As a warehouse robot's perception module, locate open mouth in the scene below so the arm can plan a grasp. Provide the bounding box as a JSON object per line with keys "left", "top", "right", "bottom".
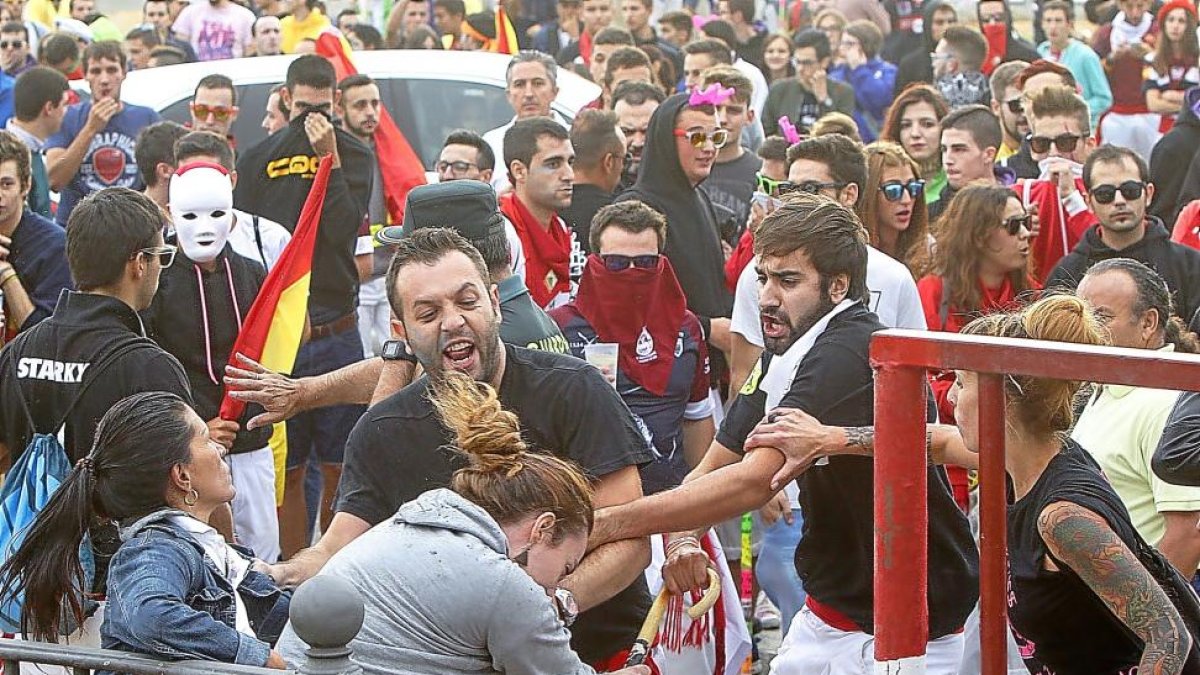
{"left": 442, "top": 338, "right": 477, "bottom": 371}
{"left": 761, "top": 314, "right": 789, "bottom": 340}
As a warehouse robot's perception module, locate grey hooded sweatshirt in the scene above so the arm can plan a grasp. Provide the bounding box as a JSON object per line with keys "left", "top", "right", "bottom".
{"left": 276, "top": 489, "right": 596, "bottom": 675}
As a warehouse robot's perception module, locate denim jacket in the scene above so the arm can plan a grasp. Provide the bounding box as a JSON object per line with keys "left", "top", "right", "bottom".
{"left": 100, "top": 510, "right": 290, "bottom": 670}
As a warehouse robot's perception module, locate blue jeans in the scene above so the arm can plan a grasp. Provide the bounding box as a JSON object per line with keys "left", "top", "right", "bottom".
{"left": 755, "top": 508, "right": 805, "bottom": 635}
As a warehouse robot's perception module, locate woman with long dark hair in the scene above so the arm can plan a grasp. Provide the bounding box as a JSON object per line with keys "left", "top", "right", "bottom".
{"left": 0, "top": 392, "right": 289, "bottom": 668}
{"left": 881, "top": 84, "right": 951, "bottom": 205}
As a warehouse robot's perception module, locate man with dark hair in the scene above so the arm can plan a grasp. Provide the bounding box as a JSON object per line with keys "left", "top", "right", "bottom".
{"left": 990, "top": 60, "right": 1031, "bottom": 161}
{"left": 8, "top": 66, "right": 66, "bottom": 218}
{"left": 1037, "top": 0, "right": 1112, "bottom": 127}
{"left": 588, "top": 194, "right": 976, "bottom": 673}
{"left": 599, "top": 45, "right": 651, "bottom": 108}
{"left": 500, "top": 116, "right": 580, "bottom": 309}
{"left": 262, "top": 83, "right": 288, "bottom": 135}
{"left": 335, "top": 8, "right": 360, "bottom": 34}
{"left": 700, "top": 66, "right": 760, "bottom": 237}
{"left": 556, "top": 0, "right": 615, "bottom": 67}
{"left": 46, "top": 41, "right": 160, "bottom": 226}
{"left": 346, "top": 24, "right": 383, "bottom": 51}
{"left": 585, "top": 26, "right": 635, "bottom": 87}
{"left": 1, "top": 22, "right": 34, "bottom": 76}
{"left": 562, "top": 109, "right": 624, "bottom": 251}
{"left": 680, "top": 38, "right": 731, "bottom": 92}
{"left": 620, "top": 0, "right": 682, "bottom": 75}
{"left": 122, "top": 26, "right": 158, "bottom": 70}
{"left": 142, "top": 0, "right": 197, "bottom": 62}
{"left": 134, "top": 119, "right": 187, "bottom": 210}
{"left": 762, "top": 28, "right": 855, "bottom": 136}
{"left": 976, "top": 0, "right": 1038, "bottom": 68}
{"left": 698, "top": 19, "right": 769, "bottom": 137}
{"left": 551, "top": 199, "right": 714, "bottom": 494}
{"left": 1048, "top": 145, "right": 1200, "bottom": 322}
{"left": 533, "top": 0, "right": 582, "bottom": 56}
{"left": 928, "top": 103, "right": 1007, "bottom": 220}
{"left": 170, "top": 0, "right": 255, "bottom": 61}
{"left": 189, "top": 73, "right": 238, "bottom": 145}
{"left": 482, "top": 51, "right": 566, "bottom": 193}
{"left": 37, "top": 33, "right": 80, "bottom": 79}
{"left": 0, "top": 128, "right": 70, "bottom": 336}
{"left": 252, "top": 15, "right": 283, "bottom": 57}
{"left": 611, "top": 79, "right": 662, "bottom": 189}
{"left": 657, "top": 10, "right": 692, "bottom": 48}
{"left": 147, "top": 45, "right": 186, "bottom": 67}
{"left": 933, "top": 25, "right": 991, "bottom": 109}
{"left": 234, "top": 54, "right": 374, "bottom": 558}
{"left": 717, "top": 0, "right": 765, "bottom": 68}
{"left": 894, "top": 1, "right": 957, "bottom": 94}
{"left": 433, "top": 0, "right": 466, "bottom": 49}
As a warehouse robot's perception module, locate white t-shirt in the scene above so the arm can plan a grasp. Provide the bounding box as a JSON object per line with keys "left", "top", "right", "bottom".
{"left": 482, "top": 111, "right": 570, "bottom": 195}
{"left": 172, "top": 1, "right": 256, "bottom": 61}
{"left": 228, "top": 210, "right": 292, "bottom": 271}
{"left": 730, "top": 245, "right": 927, "bottom": 346}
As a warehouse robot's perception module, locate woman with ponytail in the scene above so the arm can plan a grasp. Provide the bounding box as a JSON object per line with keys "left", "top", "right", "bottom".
{"left": 0, "top": 392, "right": 289, "bottom": 669}
{"left": 750, "top": 294, "right": 1200, "bottom": 674}
{"left": 275, "top": 372, "right": 648, "bottom": 675}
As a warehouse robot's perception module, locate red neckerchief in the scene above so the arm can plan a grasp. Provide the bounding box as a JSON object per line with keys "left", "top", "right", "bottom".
{"left": 579, "top": 29, "right": 594, "bottom": 65}
{"left": 574, "top": 254, "right": 687, "bottom": 396}
{"left": 979, "top": 275, "right": 1018, "bottom": 310}
{"left": 499, "top": 192, "right": 571, "bottom": 308}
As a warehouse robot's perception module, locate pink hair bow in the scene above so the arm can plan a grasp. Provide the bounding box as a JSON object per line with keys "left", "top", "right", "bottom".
{"left": 778, "top": 116, "right": 801, "bottom": 145}
{"left": 689, "top": 83, "right": 736, "bottom": 107}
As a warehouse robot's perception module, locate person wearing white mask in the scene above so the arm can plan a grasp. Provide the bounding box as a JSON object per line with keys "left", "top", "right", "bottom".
{"left": 143, "top": 161, "right": 281, "bottom": 563}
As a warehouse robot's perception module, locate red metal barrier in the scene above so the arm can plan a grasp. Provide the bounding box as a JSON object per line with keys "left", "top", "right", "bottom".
{"left": 870, "top": 329, "right": 1200, "bottom": 674}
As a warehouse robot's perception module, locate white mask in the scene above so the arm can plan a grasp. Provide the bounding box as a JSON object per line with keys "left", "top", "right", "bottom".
{"left": 169, "top": 163, "right": 234, "bottom": 264}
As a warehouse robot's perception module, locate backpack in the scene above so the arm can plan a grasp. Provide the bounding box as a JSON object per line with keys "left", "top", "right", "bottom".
{"left": 0, "top": 338, "right": 151, "bottom": 633}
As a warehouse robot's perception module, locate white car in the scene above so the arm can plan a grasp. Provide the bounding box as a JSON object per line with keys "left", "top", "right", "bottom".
{"left": 85, "top": 50, "right": 599, "bottom": 169}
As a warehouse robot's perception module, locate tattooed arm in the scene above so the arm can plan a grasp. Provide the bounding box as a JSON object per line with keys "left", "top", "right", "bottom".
{"left": 1038, "top": 501, "right": 1192, "bottom": 675}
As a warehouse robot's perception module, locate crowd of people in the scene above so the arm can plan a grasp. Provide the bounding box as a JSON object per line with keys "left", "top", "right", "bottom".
{"left": 3, "top": 0, "right": 1200, "bottom": 672}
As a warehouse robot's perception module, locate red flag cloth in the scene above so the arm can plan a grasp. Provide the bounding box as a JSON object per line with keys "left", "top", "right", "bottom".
{"left": 495, "top": 4, "right": 519, "bottom": 54}
{"left": 316, "top": 32, "right": 427, "bottom": 223}
{"left": 218, "top": 156, "right": 332, "bottom": 422}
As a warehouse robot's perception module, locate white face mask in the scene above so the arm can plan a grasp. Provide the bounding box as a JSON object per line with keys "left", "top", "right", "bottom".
{"left": 169, "top": 164, "right": 234, "bottom": 264}
{"left": 1037, "top": 157, "right": 1085, "bottom": 180}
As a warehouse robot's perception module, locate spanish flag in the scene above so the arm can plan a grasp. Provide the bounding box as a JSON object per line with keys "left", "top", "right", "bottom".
{"left": 494, "top": 3, "right": 519, "bottom": 55}
{"left": 316, "top": 32, "right": 426, "bottom": 223}
{"left": 219, "top": 156, "right": 331, "bottom": 504}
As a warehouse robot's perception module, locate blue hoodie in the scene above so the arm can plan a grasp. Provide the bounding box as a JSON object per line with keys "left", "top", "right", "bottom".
{"left": 829, "top": 57, "right": 897, "bottom": 142}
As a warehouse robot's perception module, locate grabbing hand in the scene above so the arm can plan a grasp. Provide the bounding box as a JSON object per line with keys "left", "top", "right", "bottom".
{"left": 745, "top": 407, "right": 836, "bottom": 490}
{"left": 758, "top": 489, "right": 794, "bottom": 526}
{"left": 1043, "top": 159, "right": 1078, "bottom": 199}
{"left": 224, "top": 353, "right": 306, "bottom": 429}
{"left": 662, "top": 536, "right": 712, "bottom": 595}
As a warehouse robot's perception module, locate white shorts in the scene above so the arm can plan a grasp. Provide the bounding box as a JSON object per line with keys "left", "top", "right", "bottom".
{"left": 772, "top": 605, "right": 965, "bottom": 675}
{"left": 230, "top": 447, "right": 280, "bottom": 563}
{"left": 13, "top": 602, "right": 104, "bottom": 675}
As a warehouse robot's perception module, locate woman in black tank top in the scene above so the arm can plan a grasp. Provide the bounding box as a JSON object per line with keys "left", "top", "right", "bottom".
{"left": 750, "top": 294, "right": 1198, "bottom": 674}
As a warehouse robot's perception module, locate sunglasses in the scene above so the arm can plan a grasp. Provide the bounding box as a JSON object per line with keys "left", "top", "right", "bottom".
{"left": 879, "top": 179, "right": 925, "bottom": 202}
{"left": 1004, "top": 98, "right": 1024, "bottom": 114}
{"left": 778, "top": 180, "right": 847, "bottom": 196}
{"left": 1001, "top": 215, "right": 1031, "bottom": 235}
{"left": 600, "top": 253, "right": 660, "bottom": 271}
{"left": 1090, "top": 180, "right": 1146, "bottom": 204}
{"left": 0, "top": 40, "right": 24, "bottom": 49}
{"left": 756, "top": 172, "right": 785, "bottom": 195}
{"left": 1028, "top": 133, "right": 1083, "bottom": 154}
{"left": 673, "top": 128, "right": 729, "bottom": 149}
{"left": 138, "top": 244, "right": 177, "bottom": 268}
{"left": 436, "top": 160, "right": 477, "bottom": 174}
{"left": 191, "top": 103, "right": 236, "bottom": 121}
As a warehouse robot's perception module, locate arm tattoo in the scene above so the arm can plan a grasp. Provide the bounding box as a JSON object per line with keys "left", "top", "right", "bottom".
{"left": 1038, "top": 501, "right": 1191, "bottom": 675}
{"left": 842, "top": 427, "right": 933, "bottom": 463}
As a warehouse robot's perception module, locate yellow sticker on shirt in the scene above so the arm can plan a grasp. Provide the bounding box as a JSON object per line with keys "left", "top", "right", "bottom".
{"left": 740, "top": 359, "right": 763, "bottom": 396}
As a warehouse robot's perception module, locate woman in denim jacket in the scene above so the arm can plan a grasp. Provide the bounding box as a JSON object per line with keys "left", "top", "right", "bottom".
{"left": 0, "top": 392, "right": 289, "bottom": 669}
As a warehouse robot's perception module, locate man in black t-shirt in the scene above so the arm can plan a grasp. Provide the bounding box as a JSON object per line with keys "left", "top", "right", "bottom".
{"left": 589, "top": 195, "right": 978, "bottom": 674}
{"left": 259, "top": 227, "right": 654, "bottom": 667}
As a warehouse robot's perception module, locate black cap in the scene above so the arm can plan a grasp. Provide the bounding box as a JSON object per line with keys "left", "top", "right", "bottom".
{"left": 376, "top": 181, "right": 505, "bottom": 245}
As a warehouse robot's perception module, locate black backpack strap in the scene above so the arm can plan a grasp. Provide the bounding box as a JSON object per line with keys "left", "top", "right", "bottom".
{"left": 251, "top": 214, "right": 268, "bottom": 269}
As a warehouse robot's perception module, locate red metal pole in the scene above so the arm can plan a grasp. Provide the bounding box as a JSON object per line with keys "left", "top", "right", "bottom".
{"left": 977, "top": 373, "right": 1009, "bottom": 675}
{"left": 874, "top": 363, "right": 929, "bottom": 671}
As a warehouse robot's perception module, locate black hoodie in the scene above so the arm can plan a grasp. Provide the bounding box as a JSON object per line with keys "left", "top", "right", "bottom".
{"left": 616, "top": 93, "right": 733, "bottom": 327}
{"left": 894, "top": 0, "right": 948, "bottom": 94}
{"left": 1046, "top": 217, "right": 1200, "bottom": 321}
{"left": 979, "top": 1, "right": 1038, "bottom": 64}
{"left": 1154, "top": 87, "right": 1200, "bottom": 226}
{"left": 882, "top": 0, "right": 929, "bottom": 65}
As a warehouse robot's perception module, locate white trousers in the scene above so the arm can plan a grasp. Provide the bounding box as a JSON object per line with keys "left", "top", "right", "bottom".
{"left": 230, "top": 447, "right": 280, "bottom": 563}
{"left": 773, "top": 606, "right": 965, "bottom": 675}
{"left": 356, "top": 277, "right": 391, "bottom": 358}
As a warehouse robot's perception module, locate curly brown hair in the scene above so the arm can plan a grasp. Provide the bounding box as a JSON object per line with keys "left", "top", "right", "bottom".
{"left": 929, "top": 183, "right": 1031, "bottom": 312}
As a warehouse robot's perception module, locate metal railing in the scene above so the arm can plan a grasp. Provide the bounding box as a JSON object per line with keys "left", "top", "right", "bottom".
{"left": 870, "top": 328, "right": 1200, "bottom": 674}
{"left": 0, "top": 576, "right": 364, "bottom": 675}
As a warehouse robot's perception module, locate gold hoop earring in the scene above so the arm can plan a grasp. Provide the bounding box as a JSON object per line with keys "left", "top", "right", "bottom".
{"left": 183, "top": 488, "right": 199, "bottom": 506}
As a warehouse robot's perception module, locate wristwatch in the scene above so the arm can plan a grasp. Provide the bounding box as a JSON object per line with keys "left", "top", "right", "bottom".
{"left": 554, "top": 587, "right": 579, "bottom": 626}
{"left": 380, "top": 339, "right": 419, "bottom": 364}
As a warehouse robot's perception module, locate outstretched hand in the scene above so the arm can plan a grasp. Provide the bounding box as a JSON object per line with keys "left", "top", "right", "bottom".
{"left": 223, "top": 353, "right": 305, "bottom": 429}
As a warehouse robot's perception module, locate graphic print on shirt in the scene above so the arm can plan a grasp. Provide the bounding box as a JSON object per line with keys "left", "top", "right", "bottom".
{"left": 195, "top": 20, "right": 239, "bottom": 60}
{"left": 81, "top": 132, "right": 138, "bottom": 190}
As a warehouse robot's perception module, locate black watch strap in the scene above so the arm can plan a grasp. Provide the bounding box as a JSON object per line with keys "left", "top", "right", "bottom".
{"left": 380, "top": 339, "right": 419, "bottom": 364}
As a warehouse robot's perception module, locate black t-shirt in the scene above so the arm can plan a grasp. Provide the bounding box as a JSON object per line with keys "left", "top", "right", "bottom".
{"left": 716, "top": 304, "right": 978, "bottom": 637}
{"left": 337, "top": 343, "right": 655, "bottom": 663}
{"left": 701, "top": 151, "right": 761, "bottom": 239}
{"left": 1007, "top": 441, "right": 1192, "bottom": 674}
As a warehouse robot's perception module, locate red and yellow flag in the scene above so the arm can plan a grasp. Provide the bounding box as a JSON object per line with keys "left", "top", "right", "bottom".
{"left": 316, "top": 32, "right": 427, "bottom": 223}
{"left": 494, "top": 3, "right": 519, "bottom": 55}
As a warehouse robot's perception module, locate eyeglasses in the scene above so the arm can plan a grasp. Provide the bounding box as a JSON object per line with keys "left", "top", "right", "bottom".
{"left": 436, "top": 160, "right": 477, "bottom": 175}
{"left": 0, "top": 40, "right": 25, "bottom": 49}
{"left": 756, "top": 172, "right": 786, "bottom": 195}
{"left": 138, "top": 244, "right": 177, "bottom": 268}
{"left": 1004, "top": 98, "right": 1024, "bottom": 114}
{"left": 1028, "top": 133, "right": 1083, "bottom": 154}
{"left": 791, "top": 57, "right": 818, "bottom": 68}
{"left": 1090, "top": 180, "right": 1146, "bottom": 204}
{"left": 600, "top": 253, "right": 660, "bottom": 271}
{"left": 778, "top": 180, "right": 847, "bottom": 196}
{"left": 1001, "top": 214, "right": 1031, "bottom": 235}
{"left": 879, "top": 179, "right": 925, "bottom": 202}
{"left": 190, "top": 103, "right": 237, "bottom": 121}
{"left": 673, "top": 128, "right": 729, "bottom": 149}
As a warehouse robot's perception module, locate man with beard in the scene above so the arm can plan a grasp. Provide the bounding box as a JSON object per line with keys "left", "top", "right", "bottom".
{"left": 990, "top": 60, "right": 1030, "bottom": 162}
{"left": 499, "top": 116, "right": 581, "bottom": 310}
{"left": 551, "top": 201, "right": 714, "bottom": 494}
{"left": 610, "top": 80, "right": 663, "bottom": 191}
{"left": 256, "top": 226, "right": 654, "bottom": 669}
{"left": 587, "top": 195, "right": 978, "bottom": 674}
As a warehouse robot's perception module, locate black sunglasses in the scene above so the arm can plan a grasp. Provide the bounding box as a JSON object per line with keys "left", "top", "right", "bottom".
{"left": 1028, "top": 133, "right": 1083, "bottom": 154}
{"left": 778, "top": 180, "right": 847, "bottom": 196}
{"left": 1001, "top": 215, "right": 1031, "bottom": 235}
{"left": 879, "top": 179, "right": 925, "bottom": 202}
{"left": 1090, "top": 180, "right": 1145, "bottom": 204}
{"left": 600, "top": 253, "right": 660, "bottom": 272}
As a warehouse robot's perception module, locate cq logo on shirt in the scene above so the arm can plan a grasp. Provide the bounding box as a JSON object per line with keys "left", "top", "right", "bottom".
{"left": 265, "top": 155, "right": 320, "bottom": 179}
